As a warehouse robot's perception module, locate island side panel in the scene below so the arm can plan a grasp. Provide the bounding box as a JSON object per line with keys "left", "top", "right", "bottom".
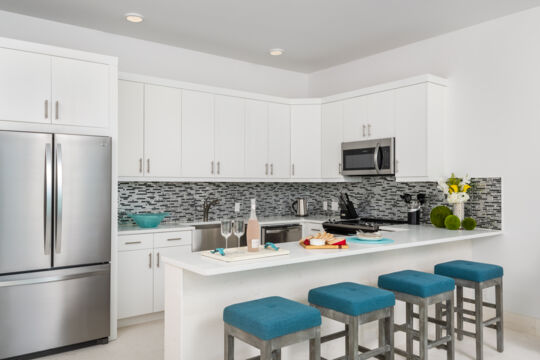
{"left": 165, "top": 240, "right": 473, "bottom": 360}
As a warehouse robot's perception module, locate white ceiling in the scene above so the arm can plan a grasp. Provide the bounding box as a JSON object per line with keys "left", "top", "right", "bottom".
{"left": 1, "top": 0, "right": 539, "bottom": 73}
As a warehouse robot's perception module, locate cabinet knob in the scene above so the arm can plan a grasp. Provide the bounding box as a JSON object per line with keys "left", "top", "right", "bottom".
{"left": 217, "top": 161, "right": 221, "bottom": 175}
{"left": 265, "top": 163, "right": 268, "bottom": 176}
{"left": 44, "top": 100, "right": 49, "bottom": 119}
{"left": 148, "top": 252, "right": 152, "bottom": 268}
{"left": 55, "top": 101, "right": 59, "bottom": 120}
{"left": 211, "top": 161, "right": 214, "bottom": 174}
{"left": 368, "top": 124, "right": 371, "bottom": 137}
{"left": 270, "top": 164, "right": 273, "bottom": 176}
{"left": 147, "top": 159, "right": 150, "bottom": 173}
{"left": 139, "top": 158, "right": 143, "bottom": 173}
{"left": 292, "top": 164, "right": 295, "bottom": 176}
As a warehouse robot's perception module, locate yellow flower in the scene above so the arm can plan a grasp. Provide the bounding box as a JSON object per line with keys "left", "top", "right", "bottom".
{"left": 450, "top": 185, "right": 459, "bottom": 193}
{"left": 462, "top": 184, "right": 471, "bottom": 192}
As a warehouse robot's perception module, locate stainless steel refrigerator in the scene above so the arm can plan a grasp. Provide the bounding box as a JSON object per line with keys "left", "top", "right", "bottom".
{"left": 0, "top": 131, "right": 111, "bottom": 359}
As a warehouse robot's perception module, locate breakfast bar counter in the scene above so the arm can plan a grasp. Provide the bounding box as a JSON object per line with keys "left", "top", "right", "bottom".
{"left": 162, "top": 225, "right": 501, "bottom": 360}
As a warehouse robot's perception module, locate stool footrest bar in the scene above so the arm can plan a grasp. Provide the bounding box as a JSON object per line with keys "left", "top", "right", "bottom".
{"left": 395, "top": 347, "right": 420, "bottom": 360}
{"left": 412, "top": 312, "right": 448, "bottom": 327}
{"left": 463, "top": 297, "right": 497, "bottom": 308}
{"left": 428, "top": 335, "right": 452, "bottom": 349}
{"left": 321, "top": 330, "right": 347, "bottom": 344}
{"left": 483, "top": 316, "right": 501, "bottom": 327}
{"left": 357, "top": 344, "right": 391, "bottom": 360}
{"left": 455, "top": 328, "right": 476, "bottom": 338}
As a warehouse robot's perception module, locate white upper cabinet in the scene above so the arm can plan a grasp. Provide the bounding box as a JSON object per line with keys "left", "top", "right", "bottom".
{"left": 245, "top": 100, "right": 269, "bottom": 178}
{"left": 118, "top": 80, "right": 145, "bottom": 177}
{"left": 214, "top": 96, "right": 245, "bottom": 178}
{"left": 365, "top": 90, "right": 395, "bottom": 139}
{"left": 144, "top": 85, "right": 182, "bottom": 178}
{"left": 290, "top": 104, "right": 321, "bottom": 179}
{"left": 268, "top": 103, "right": 291, "bottom": 179}
{"left": 343, "top": 96, "right": 366, "bottom": 142}
{"left": 51, "top": 57, "right": 109, "bottom": 128}
{"left": 181, "top": 90, "right": 215, "bottom": 177}
{"left": 395, "top": 83, "right": 445, "bottom": 182}
{"left": 0, "top": 48, "right": 51, "bottom": 124}
{"left": 321, "top": 101, "right": 344, "bottom": 179}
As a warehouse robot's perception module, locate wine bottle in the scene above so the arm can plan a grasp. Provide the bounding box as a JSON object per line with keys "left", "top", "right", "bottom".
{"left": 246, "top": 199, "right": 260, "bottom": 252}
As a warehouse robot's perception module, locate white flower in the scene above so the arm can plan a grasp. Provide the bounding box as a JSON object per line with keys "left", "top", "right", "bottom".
{"left": 459, "top": 174, "right": 471, "bottom": 187}
{"left": 437, "top": 178, "right": 449, "bottom": 195}
{"left": 447, "top": 192, "right": 469, "bottom": 204}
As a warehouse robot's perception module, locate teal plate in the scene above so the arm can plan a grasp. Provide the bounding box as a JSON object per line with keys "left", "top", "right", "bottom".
{"left": 346, "top": 237, "right": 394, "bottom": 245}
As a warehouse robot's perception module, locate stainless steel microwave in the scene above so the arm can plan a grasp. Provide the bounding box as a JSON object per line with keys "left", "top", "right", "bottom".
{"left": 341, "top": 138, "right": 395, "bottom": 176}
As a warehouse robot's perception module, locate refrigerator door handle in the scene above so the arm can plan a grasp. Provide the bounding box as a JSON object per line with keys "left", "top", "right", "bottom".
{"left": 54, "top": 143, "right": 63, "bottom": 254}
{"left": 44, "top": 143, "right": 53, "bottom": 255}
{"left": 0, "top": 268, "right": 109, "bottom": 288}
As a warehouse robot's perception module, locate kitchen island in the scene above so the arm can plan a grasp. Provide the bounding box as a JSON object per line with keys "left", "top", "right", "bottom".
{"left": 162, "top": 225, "right": 501, "bottom": 360}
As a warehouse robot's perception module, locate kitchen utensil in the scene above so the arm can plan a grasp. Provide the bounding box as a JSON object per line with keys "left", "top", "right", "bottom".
{"left": 128, "top": 212, "right": 169, "bottom": 228}
{"left": 291, "top": 198, "right": 308, "bottom": 216}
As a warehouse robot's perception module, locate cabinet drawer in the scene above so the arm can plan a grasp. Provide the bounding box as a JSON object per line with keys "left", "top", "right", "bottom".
{"left": 118, "top": 234, "right": 153, "bottom": 251}
{"left": 154, "top": 231, "right": 192, "bottom": 248}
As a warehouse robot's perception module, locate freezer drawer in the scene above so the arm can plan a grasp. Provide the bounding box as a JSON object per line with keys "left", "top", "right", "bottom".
{"left": 0, "top": 264, "right": 110, "bottom": 359}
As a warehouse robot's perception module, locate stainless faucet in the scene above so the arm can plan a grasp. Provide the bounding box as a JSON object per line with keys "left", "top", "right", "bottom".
{"left": 202, "top": 198, "right": 219, "bottom": 222}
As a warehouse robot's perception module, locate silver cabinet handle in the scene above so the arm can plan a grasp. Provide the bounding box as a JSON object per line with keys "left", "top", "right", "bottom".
{"left": 167, "top": 237, "right": 182, "bottom": 241}
{"left": 311, "top": 228, "right": 322, "bottom": 232}
{"left": 125, "top": 241, "right": 141, "bottom": 245}
{"left": 147, "top": 159, "right": 150, "bottom": 173}
{"left": 149, "top": 253, "right": 152, "bottom": 268}
{"left": 292, "top": 163, "right": 295, "bottom": 176}
{"left": 217, "top": 161, "right": 220, "bottom": 175}
{"left": 139, "top": 158, "right": 143, "bottom": 173}
{"left": 373, "top": 142, "right": 381, "bottom": 174}
{"left": 270, "top": 164, "right": 273, "bottom": 176}
{"left": 265, "top": 163, "right": 268, "bottom": 175}
{"left": 339, "top": 163, "right": 342, "bottom": 174}
{"left": 368, "top": 124, "right": 371, "bottom": 137}
{"left": 157, "top": 252, "right": 160, "bottom": 268}
{"left": 211, "top": 161, "right": 214, "bottom": 174}
{"left": 54, "top": 143, "right": 63, "bottom": 254}
{"left": 55, "top": 101, "right": 59, "bottom": 120}
{"left": 44, "top": 100, "right": 49, "bottom": 119}
{"left": 44, "top": 143, "right": 52, "bottom": 255}
{"left": 363, "top": 124, "right": 366, "bottom": 137}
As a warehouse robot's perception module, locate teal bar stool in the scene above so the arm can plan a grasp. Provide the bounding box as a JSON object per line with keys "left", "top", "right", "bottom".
{"left": 435, "top": 260, "right": 504, "bottom": 360}
{"left": 308, "top": 282, "right": 395, "bottom": 360}
{"left": 223, "top": 296, "right": 322, "bottom": 360}
{"left": 378, "top": 270, "right": 455, "bottom": 360}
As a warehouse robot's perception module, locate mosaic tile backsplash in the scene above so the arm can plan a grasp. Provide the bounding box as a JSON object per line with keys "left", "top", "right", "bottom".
{"left": 118, "top": 177, "right": 501, "bottom": 230}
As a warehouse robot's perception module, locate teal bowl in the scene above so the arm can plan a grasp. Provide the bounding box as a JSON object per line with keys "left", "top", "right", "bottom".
{"left": 128, "top": 213, "right": 169, "bottom": 228}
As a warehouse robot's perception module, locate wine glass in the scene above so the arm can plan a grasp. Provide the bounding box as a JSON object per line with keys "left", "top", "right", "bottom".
{"left": 220, "top": 219, "right": 233, "bottom": 250}
{"left": 233, "top": 219, "right": 245, "bottom": 248}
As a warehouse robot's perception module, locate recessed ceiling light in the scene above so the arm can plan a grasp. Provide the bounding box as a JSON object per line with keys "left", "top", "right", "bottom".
{"left": 125, "top": 13, "right": 144, "bottom": 23}
{"left": 269, "top": 48, "right": 284, "bottom": 56}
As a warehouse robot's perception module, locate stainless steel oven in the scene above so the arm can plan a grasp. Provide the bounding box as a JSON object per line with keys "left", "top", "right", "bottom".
{"left": 341, "top": 138, "right": 395, "bottom": 176}
{"left": 261, "top": 224, "right": 303, "bottom": 244}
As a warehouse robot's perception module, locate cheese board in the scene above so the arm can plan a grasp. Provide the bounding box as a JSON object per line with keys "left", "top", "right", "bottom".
{"left": 299, "top": 240, "right": 349, "bottom": 249}
{"left": 300, "top": 231, "right": 348, "bottom": 249}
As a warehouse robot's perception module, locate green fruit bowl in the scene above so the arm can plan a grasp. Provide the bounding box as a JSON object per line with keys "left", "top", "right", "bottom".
{"left": 128, "top": 213, "right": 169, "bottom": 228}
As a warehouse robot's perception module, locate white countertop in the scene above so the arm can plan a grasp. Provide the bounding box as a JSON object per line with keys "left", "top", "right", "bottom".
{"left": 118, "top": 223, "right": 195, "bottom": 235}
{"left": 162, "top": 225, "right": 501, "bottom": 276}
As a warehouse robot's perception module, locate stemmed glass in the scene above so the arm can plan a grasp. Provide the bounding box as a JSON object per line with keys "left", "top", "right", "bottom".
{"left": 233, "top": 219, "right": 245, "bottom": 249}
{"left": 221, "top": 219, "right": 233, "bottom": 250}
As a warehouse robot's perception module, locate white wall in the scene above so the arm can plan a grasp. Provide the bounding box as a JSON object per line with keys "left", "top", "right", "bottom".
{"left": 0, "top": 10, "right": 308, "bottom": 98}
{"left": 310, "top": 7, "right": 540, "bottom": 319}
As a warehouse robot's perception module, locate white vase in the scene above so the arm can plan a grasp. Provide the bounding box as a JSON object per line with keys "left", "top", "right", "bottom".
{"left": 453, "top": 202, "right": 465, "bottom": 222}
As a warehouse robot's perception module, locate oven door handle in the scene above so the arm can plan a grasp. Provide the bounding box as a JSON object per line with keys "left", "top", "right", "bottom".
{"left": 373, "top": 143, "right": 380, "bottom": 174}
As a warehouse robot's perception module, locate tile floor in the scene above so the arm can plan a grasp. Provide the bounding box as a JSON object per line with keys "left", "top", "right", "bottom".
{"left": 42, "top": 320, "right": 540, "bottom": 359}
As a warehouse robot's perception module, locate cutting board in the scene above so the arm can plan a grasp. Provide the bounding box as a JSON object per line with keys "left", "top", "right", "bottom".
{"left": 201, "top": 247, "right": 290, "bottom": 262}
{"left": 299, "top": 240, "right": 349, "bottom": 249}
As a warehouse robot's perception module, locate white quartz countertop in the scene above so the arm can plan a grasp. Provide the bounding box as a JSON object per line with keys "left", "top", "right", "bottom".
{"left": 162, "top": 225, "right": 501, "bottom": 276}
{"left": 118, "top": 223, "right": 195, "bottom": 235}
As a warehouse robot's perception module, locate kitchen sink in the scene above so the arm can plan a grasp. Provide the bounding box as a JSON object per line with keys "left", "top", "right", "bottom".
{"left": 192, "top": 223, "right": 247, "bottom": 252}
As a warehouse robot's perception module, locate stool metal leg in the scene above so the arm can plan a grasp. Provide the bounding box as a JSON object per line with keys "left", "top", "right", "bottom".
{"left": 345, "top": 324, "right": 350, "bottom": 358}
{"left": 272, "top": 349, "right": 281, "bottom": 360}
{"left": 406, "top": 303, "right": 413, "bottom": 360}
{"left": 309, "top": 328, "right": 321, "bottom": 360}
{"left": 260, "top": 341, "right": 272, "bottom": 360}
{"left": 348, "top": 316, "right": 359, "bottom": 360}
{"left": 456, "top": 285, "right": 464, "bottom": 341}
{"left": 475, "top": 283, "right": 484, "bottom": 360}
{"left": 224, "top": 331, "right": 234, "bottom": 360}
{"left": 495, "top": 279, "right": 504, "bottom": 352}
{"left": 386, "top": 308, "right": 394, "bottom": 360}
{"left": 446, "top": 297, "right": 455, "bottom": 360}
{"left": 435, "top": 303, "right": 443, "bottom": 347}
{"left": 419, "top": 302, "right": 429, "bottom": 360}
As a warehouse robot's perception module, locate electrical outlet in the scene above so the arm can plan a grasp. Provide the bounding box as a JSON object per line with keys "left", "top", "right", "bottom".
{"left": 234, "top": 202, "right": 240, "bottom": 213}
{"left": 331, "top": 201, "right": 339, "bottom": 211}
{"left": 323, "top": 201, "right": 328, "bottom": 211}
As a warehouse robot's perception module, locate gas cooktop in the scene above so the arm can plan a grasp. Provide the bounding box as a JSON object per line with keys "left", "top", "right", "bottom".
{"left": 322, "top": 218, "right": 407, "bottom": 235}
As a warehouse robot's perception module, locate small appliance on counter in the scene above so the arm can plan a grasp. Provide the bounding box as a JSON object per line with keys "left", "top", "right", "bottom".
{"left": 400, "top": 193, "right": 426, "bottom": 225}
{"left": 291, "top": 198, "right": 308, "bottom": 217}
{"left": 338, "top": 193, "right": 358, "bottom": 219}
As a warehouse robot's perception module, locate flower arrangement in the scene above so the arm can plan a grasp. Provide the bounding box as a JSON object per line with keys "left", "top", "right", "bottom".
{"left": 437, "top": 173, "right": 472, "bottom": 204}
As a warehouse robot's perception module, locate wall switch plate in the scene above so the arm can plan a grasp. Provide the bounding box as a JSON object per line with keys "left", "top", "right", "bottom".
{"left": 323, "top": 201, "right": 328, "bottom": 211}
{"left": 234, "top": 202, "right": 240, "bottom": 213}
{"left": 331, "top": 201, "right": 339, "bottom": 211}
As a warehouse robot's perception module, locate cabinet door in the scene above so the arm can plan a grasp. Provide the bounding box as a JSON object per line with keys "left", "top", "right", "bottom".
{"left": 214, "top": 95, "right": 245, "bottom": 178}
{"left": 268, "top": 103, "right": 291, "bottom": 179}
{"left": 290, "top": 105, "right": 321, "bottom": 179}
{"left": 117, "top": 249, "right": 154, "bottom": 319}
{"left": 245, "top": 100, "right": 268, "bottom": 178}
{"left": 365, "top": 90, "right": 395, "bottom": 139}
{"left": 0, "top": 48, "right": 51, "bottom": 124}
{"left": 118, "top": 80, "right": 145, "bottom": 177}
{"left": 321, "top": 101, "right": 344, "bottom": 178}
{"left": 181, "top": 90, "right": 215, "bottom": 177}
{"left": 51, "top": 57, "right": 109, "bottom": 128}
{"left": 153, "top": 246, "right": 191, "bottom": 312}
{"left": 395, "top": 84, "right": 427, "bottom": 178}
{"left": 144, "top": 84, "right": 182, "bottom": 177}
{"left": 343, "top": 96, "right": 366, "bottom": 141}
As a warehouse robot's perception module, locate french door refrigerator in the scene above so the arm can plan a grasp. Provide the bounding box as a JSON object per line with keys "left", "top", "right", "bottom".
{"left": 0, "top": 131, "right": 111, "bottom": 359}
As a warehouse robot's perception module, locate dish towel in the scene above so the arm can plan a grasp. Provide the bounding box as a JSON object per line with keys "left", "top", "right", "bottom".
{"left": 346, "top": 237, "right": 394, "bottom": 245}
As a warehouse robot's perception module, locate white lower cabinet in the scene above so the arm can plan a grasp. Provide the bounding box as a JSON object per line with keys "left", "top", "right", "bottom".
{"left": 117, "top": 230, "right": 193, "bottom": 319}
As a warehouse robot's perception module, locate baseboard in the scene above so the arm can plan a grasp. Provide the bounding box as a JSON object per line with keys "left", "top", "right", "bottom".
{"left": 504, "top": 310, "right": 540, "bottom": 337}
{"left": 117, "top": 312, "right": 164, "bottom": 328}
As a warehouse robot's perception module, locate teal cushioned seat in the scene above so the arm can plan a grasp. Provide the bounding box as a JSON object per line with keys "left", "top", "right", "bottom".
{"left": 308, "top": 282, "right": 395, "bottom": 316}
{"left": 378, "top": 270, "right": 455, "bottom": 298}
{"left": 223, "top": 296, "right": 321, "bottom": 341}
{"left": 435, "top": 260, "right": 503, "bottom": 282}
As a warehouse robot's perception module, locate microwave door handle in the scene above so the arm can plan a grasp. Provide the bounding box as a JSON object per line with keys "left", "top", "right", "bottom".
{"left": 373, "top": 143, "right": 380, "bottom": 174}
